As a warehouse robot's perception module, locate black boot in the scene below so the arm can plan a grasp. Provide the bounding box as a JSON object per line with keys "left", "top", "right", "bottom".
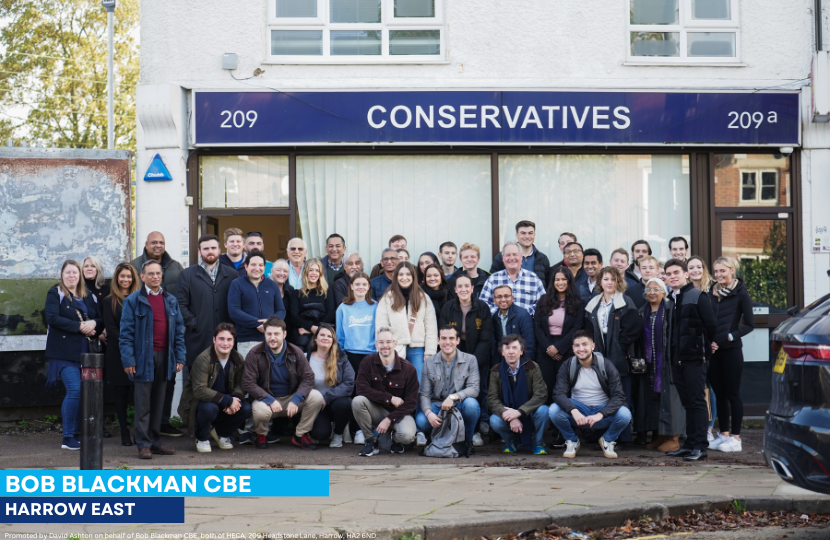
{"left": 120, "top": 427, "right": 133, "bottom": 447}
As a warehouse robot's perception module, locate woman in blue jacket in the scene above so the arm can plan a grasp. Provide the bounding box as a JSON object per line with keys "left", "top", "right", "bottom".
{"left": 44, "top": 260, "right": 103, "bottom": 451}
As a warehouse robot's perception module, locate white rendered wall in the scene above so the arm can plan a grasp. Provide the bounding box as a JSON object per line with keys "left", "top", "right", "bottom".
{"left": 139, "top": 0, "right": 816, "bottom": 91}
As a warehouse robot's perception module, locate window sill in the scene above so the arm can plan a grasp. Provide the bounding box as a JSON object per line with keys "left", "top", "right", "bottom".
{"left": 262, "top": 58, "right": 450, "bottom": 65}
{"left": 624, "top": 60, "right": 746, "bottom": 67}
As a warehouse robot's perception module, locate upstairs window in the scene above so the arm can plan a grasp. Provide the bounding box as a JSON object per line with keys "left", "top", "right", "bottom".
{"left": 627, "top": 0, "right": 740, "bottom": 64}
{"left": 739, "top": 170, "right": 780, "bottom": 206}
{"left": 268, "top": 0, "right": 444, "bottom": 63}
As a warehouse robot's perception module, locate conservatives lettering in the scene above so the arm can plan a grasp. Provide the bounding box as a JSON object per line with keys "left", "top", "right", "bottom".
{"left": 367, "top": 104, "right": 631, "bottom": 130}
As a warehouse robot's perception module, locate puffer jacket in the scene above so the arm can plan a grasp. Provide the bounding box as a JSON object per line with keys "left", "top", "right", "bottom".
{"left": 375, "top": 291, "right": 438, "bottom": 356}
{"left": 708, "top": 279, "right": 754, "bottom": 349}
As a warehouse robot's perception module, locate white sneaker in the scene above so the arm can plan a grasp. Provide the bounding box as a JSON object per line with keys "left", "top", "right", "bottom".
{"left": 353, "top": 430, "right": 365, "bottom": 445}
{"left": 416, "top": 431, "right": 427, "bottom": 447}
{"left": 599, "top": 436, "right": 618, "bottom": 459}
{"left": 563, "top": 439, "right": 580, "bottom": 459}
{"left": 472, "top": 432, "right": 484, "bottom": 447}
{"left": 708, "top": 433, "right": 728, "bottom": 450}
{"left": 707, "top": 430, "right": 715, "bottom": 443}
{"left": 718, "top": 437, "right": 742, "bottom": 453}
{"left": 343, "top": 426, "right": 353, "bottom": 444}
{"left": 330, "top": 433, "right": 343, "bottom": 448}
{"left": 196, "top": 440, "right": 212, "bottom": 453}
{"left": 210, "top": 428, "right": 233, "bottom": 450}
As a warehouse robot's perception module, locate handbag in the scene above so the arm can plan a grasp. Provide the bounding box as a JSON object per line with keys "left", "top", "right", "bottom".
{"left": 73, "top": 303, "right": 103, "bottom": 354}
{"left": 626, "top": 343, "right": 647, "bottom": 375}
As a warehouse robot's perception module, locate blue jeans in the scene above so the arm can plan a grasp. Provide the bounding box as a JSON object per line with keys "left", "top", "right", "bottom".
{"left": 548, "top": 400, "right": 632, "bottom": 444}
{"left": 489, "top": 405, "right": 550, "bottom": 447}
{"left": 708, "top": 383, "right": 717, "bottom": 430}
{"left": 405, "top": 347, "right": 425, "bottom": 383}
{"left": 60, "top": 365, "right": 82, "bottom": 438}
{"left": 416, "top": 397, "right": 481, "bottom": 442}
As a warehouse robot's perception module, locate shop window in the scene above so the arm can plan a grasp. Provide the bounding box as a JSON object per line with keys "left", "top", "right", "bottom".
{"left": 498, "top": 154, "right": 691, "bottom": 263}
{"left": 714, "top": 154, "right": 790, "bottom": 208}
{"left": 200, "top": 155, "right": 290, "bottom": 209}
{"left": 267, "top": 0, "right": 444, "bottom": 63}
{"left": 628, "top": 0, "right": 740, "bottom": 64}
{"left": 295, "top": 155, "right": 491, "bottom": 267}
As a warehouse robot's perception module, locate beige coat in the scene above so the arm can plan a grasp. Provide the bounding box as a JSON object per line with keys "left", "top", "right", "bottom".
{"left": 375, "top": 291, "right": 438, "bottom": 357}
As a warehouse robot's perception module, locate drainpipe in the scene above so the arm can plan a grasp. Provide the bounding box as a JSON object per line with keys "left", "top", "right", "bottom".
{"left": 818, "top": 0, "right": 824, "bottom": 51}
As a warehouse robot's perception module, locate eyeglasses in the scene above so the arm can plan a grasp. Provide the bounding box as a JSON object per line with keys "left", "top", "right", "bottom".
{"left": 564, "top": 249, "right": 583, "bottom": 255}
{"left": 246, "top": 232, "right": 263, "bottom": 238}
{"left": 494, "top": 294, "right": 513, "bottom": 300}
{"left": 645, "top": 288, "right": 663, "bottom": 293}
{"left": 288, "top": 247, "right": 305, "bottom": 251}
{"left": 381, "top": 257, "right": 399, "bottom": 262}
{"left": 377, "top": 340, "right": 396, "bottom": 346}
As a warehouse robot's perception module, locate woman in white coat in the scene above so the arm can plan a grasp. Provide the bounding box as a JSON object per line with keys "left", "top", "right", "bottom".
{"left": 375, "top": 261, "right": 437, "bottom": 382}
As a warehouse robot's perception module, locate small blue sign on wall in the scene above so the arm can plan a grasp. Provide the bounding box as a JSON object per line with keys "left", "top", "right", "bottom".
{"left": 144, "top": 153, "right": 172, "bottom": 181}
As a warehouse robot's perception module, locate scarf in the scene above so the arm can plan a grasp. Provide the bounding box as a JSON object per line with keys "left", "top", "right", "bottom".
{"left": 499, "top": 360, "right": 533, "bottom": 446}
{"left": 714, "top": 280, "right": 738, "bottom": 298}
{"left": 643, "top": 302, "right": 664, "bottom": 393}
{"left": 423, "top": 285, "right": 448, "bottom": 304}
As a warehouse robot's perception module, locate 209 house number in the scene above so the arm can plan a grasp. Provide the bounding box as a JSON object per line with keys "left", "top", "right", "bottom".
{"left": 220, "top": 110, "right": 258, "bottom": 128}
{"left": 727, "top": 111, "right": 778, "bottom": 129}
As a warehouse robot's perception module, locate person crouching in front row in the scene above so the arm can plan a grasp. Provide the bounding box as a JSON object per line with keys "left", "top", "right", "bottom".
{"left": 242, "top": 317, "right": 323, "bottom": 450}
{"left": 178, "top": 323, "right": 251, "bottom": 453}
{"left": 487, "top": 334, "right": 549, "bottom": 456}
{"left": 548, "top": 330, "right": 631, "bottom": 459}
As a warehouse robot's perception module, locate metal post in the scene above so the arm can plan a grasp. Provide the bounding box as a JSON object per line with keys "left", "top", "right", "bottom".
{"left": 80, "top": 352, "right": 105, "bottom": 470}
{"left": 107, "top": 9, "right": 114, "bottom": 149}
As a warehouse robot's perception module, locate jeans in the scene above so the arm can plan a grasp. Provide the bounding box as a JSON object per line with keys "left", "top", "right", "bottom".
{"left": 707, "top": 383, "right": 718, "bottom": 430}
{"left": 59, "top": 365, "right": 82, "bottom": 438}
{"left": 195, "top": 400, "right": 252, "bottom": 442}
{"left": 548, "top": 400, "right": 632, "bottom": 444}
{"left": 416, "top": 397, "right": 481, "bottom": 442}
{"left": 489, "top": 405, "right": 550, "bottom": 447}
{"left": 405, "top": 347, "right": 425, "bottom": 383}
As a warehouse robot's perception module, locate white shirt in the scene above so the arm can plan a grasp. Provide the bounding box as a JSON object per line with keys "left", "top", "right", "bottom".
{"left": 145, "top": 285, "right": 162, "bottom": 296}
{"left": 218, "top": 357, "right": 229, "bottom": 370}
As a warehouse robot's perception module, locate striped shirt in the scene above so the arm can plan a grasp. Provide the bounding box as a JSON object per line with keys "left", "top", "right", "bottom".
{"left": 479, "top": 268, "right": 545, "bottom": 316}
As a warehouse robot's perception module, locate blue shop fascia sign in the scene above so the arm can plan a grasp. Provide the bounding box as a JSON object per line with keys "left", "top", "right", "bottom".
{"left": 193, "top": 90, "right": 800, "bottom": 147}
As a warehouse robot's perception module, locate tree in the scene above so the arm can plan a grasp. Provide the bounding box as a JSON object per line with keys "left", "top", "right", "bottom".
{"left": 0, "top": 0, "right": 139, "bottom": 150}
{"left": 740, "top": 221, "right": 788, "bottom": 311}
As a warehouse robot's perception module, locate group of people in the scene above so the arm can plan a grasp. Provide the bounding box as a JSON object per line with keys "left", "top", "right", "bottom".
{"left": 44, "top": 221, "right": 754, "bottom": 462}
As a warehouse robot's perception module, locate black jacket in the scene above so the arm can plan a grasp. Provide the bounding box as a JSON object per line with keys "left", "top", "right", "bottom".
{"left": 44, "top": 286, "right": 103, "bottom": 361}
{"left": 424, "top": 286, "right": 454, "bottom": 319}
{"left": 583, "top": 293, "right": 641, "bottom": 376}
{"left": 332, "top": 270, "right": 350, "bottom": 306}
{"left": 84, "top": 278, "right": 111, "bottom": 306}
{"left": 446, "top": 267, "right": 491, "bottom": 299}
{"left": 626, "top": 277, "right": 646, "bottom": 310}
{"left": 175, "top": 263, "right": 238, "bottom": 366}
{"left": 219, "top": 253, "right": 246, "bottom": 277}
{"left": 130, "top": 249, "right": 184, "bottom": 295}
{"left": 708, "top": 279, "right": 754, "bottom": 349}
{"left": 438, "top": 297, "right": 494, "bottom": 371}
{"left": 102, "top": 297, "right": 131, "bottom": 386}
{"left": 490, "top": 246, "right": 550, "bottom": 289}
{"left": 289, "top": 288, "right": 336, "bottom": 341}
{"left": 492, "top": 304, "right": 536, "bottom": 366}
{"left": 553, "top": 353, "right": 626, "bottom": 419}
{"left": 671, "top": 283, "right": 717, "bottom": 362}
{"left": 534, "top": 295, "right": 585, "bottom": 363}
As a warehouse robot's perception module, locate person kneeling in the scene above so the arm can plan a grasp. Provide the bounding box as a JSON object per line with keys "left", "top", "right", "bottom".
{"left": 416, "top": 325, "right": 480, "bottom": 450}
{"left": 242, "top": 317, "right": 323, "bottom": 450}
{"left": 549, "top": 330, "right": 631, "bottom": 459}
{"left": 487, "top": 334, "right": 549, "bottom": 455}
{"left": 180, "top": 323, "right": 251, "bottom": 452}
{"left": 352, "top": 327, "right": 419, "bottom": 456}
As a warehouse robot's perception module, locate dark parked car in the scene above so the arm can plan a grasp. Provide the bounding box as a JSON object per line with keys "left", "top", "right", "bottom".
{"left": 765, "top": 293, "right": 830, "bottom": 495}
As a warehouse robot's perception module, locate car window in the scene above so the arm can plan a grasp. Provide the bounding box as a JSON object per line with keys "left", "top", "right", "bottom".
{"left": 804, "top": 293, "right": 830, "bottom": 315}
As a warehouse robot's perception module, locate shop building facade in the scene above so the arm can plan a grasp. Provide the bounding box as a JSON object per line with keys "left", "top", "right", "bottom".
{"left": 136, "top": 0, "right": 830, "bottom": 412}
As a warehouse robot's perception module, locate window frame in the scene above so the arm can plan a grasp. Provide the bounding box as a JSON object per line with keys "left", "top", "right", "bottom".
{"left": 738, "top": 168, "right": 780, "bottom": 206}
{"left": 625, "top": 0, "right": 742, "bottom": 65}
{"left": 265, "top": 0, "right": 446, "bottom": 64}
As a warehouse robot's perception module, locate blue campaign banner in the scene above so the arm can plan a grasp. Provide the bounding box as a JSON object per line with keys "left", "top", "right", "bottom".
{"left": 0, "top": 470, "right": 328, "bottom": 497}
{"left": 193, "top": 90, "right": 800, "bottom": 146}
{"left": 1, "top": 497, "right": 184, "bottom": 523}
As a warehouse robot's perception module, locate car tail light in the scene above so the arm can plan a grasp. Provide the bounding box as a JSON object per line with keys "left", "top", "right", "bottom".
{"left": 782, "top": 343, "right": 830, "bottom": 361}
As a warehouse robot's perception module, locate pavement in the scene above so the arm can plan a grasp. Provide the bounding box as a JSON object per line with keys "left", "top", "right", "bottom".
{"left": 3, "top": 428, "right": 827, "bottom": 539}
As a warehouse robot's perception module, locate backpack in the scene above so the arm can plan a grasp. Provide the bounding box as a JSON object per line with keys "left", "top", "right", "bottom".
{"left": 567, "top": 354, "right": 607, "bottom": 387}
{"left": 422, "top": 408, "right": 468, "bottom": 458}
